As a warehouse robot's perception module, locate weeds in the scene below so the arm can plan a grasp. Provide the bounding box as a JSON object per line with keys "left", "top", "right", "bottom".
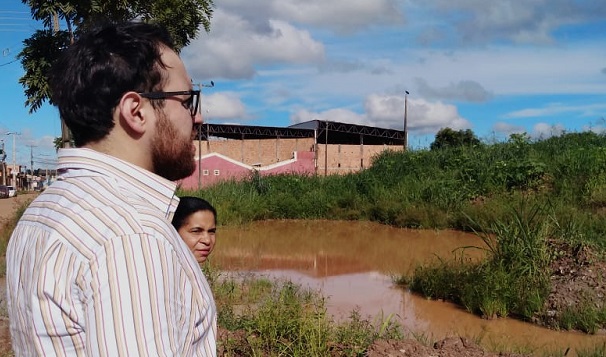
{"left": 558, "top": 300, "right": 606, "bottom": 334}
{"left": 2, "top": 131, "right": 606, "bottom": 353}
{"left": 576, "top": 342, "right": 606, "bottom": 357}
{"left": 211, "top": 271, "right": 404, "bottom": 356}
{"left": 184, "top": 131, "right": 606, "bottom": 249}
{"left": 406, "top": 202, "right": 552, "bottom": 320}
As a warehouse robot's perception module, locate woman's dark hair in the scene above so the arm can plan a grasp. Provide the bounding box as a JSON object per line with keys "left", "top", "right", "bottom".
{"left": 172, "top": 196, "right": 217, "bottom": 230}
{"left": 48, "top": 21, "right": 175, "bottom": 146}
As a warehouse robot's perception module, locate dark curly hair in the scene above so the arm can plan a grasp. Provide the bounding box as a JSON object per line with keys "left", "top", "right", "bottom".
{"left": 48, "top": 21, "right": 175, "bottom": 146}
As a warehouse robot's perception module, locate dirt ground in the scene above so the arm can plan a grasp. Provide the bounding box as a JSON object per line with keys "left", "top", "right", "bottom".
{"left": 0, "top": 193, "right": 36, "bottom": 357}
{"left": 1, "top": 194, "right": 605, "bottom": 356}
{"left": 0, "top": 193, "right": 34, "bottom": 226}
{"left": 366, "top": 337, "right": 527, "bottom": 357}
{"left": 218, "top": 327, "right": 529, "bottom": 357}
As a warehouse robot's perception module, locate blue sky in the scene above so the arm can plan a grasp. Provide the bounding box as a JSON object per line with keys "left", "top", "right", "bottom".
{"left": 1, "top": 0, "right": 606, "bottom": 169}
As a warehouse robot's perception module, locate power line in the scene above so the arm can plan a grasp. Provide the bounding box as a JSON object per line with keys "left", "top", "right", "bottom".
{"left": 34, "top": 160, "right": 58, "bottom": 166}
{"left": 0, "top": 59, "right": 18, "bottom": 67}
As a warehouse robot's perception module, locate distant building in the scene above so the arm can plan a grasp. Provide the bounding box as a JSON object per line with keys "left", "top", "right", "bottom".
{"left": 179, "top": 120, "right": 405, "bottom": 190}
{"left": 0, "top": 163, "right": 23, "bottom": 187}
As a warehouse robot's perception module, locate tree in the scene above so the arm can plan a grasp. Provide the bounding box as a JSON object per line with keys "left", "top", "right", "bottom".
{"left": 430, "top": 128, "right": 481, "bottom": 150}
{"left": 53, "top": 136, "right": 73, "bottom": 152}
{"left": 19, "top": 0, "right": 214, "bottom": 147}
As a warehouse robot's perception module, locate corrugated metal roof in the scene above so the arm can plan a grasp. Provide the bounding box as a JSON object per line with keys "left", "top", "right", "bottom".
{"left": 198, "top": 120, "right": 405, "bottom": 146}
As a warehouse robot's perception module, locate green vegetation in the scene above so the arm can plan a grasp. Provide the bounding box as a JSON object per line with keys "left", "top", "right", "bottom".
{"left": 205, "top": 264, "right": 603, "bottom": 357}
{"left": 20, "top": 0, "right": 214, "bottom": 115}
{"left": 401, "top": 202, "right": 552, "bottom": 321}
{"left": 202, "top": 265, "right": 403, "bottom": 356}
{"left": 187, "top": 131, "right": 606, "bottom": 249}
{"left": 559, "top": 300, "right": 606, "bottom": 334}
{"left": 3, "top": 130, "right": 606, "bottom": 355}
{"left": 430, "top": 127, "right": 482, "bottom": 150}
{"left": 182, "top": 131, "right": 606, "bottom": 334}
{"left": 576, "top": 343, "right": 606, "bottom": 357}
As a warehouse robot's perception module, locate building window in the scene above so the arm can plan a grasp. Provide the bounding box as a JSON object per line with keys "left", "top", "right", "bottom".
{"left": 203, "top": 169, "right": 209, "bottom": 176}
{"left": 214, "top": 170, "right": 220, "bottom": 176}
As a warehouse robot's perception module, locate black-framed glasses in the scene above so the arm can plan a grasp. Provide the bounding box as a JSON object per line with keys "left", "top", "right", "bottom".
{"left": 138, "top": 90, "right": 201, "bottom": 117}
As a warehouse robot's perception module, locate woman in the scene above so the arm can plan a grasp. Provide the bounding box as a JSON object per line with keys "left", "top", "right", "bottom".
{"left": 172, "top": 196, "right": 217, "bottom": 263}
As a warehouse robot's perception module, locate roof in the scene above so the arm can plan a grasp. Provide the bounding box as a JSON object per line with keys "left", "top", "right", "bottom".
{"left": 198, "top": 120, "right": 405, "bottom": 146}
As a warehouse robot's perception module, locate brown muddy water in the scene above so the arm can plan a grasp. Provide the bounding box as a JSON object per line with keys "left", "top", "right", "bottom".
{"left": 213, "top": 220, "right": 605, "bottom": 355}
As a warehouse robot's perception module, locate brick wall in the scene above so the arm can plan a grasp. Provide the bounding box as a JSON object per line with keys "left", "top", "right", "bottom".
{"left": 181, "top": 138, "right": 403, "bottom": 189}
{"left": 195, "top": 138, "right": 315, "bottom": 166}
{"left": 315, "top": 143, "right": 402, "bottom": 175}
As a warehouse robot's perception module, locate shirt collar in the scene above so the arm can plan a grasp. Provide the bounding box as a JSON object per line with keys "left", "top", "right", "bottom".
{"left": 57, "top": 148, "right": 180, "bottom": 216}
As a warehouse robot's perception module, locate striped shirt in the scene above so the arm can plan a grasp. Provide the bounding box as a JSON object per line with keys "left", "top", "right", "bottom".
{"left": 6, "top": 148, "right": 216, "bottom": 356}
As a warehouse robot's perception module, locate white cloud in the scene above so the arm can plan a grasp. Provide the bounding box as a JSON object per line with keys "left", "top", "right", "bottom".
{"left": 394, "top": 97, "right": 471, "bottom": 134}
{"left": 291, "top": 108, "right": 367, "bottom": 126}
{"left": 415, "top": 78, "right": 493, "bottom": 102}
{"left": 184, "top": 0, "right": 606, "bottom": 139}
{"left": 290, "top": 95, "right": 470, "bottom": 135}
{"left": 505, "top": 106, "right": 567, "bottom": 119}
{"left": 219, "top": 0, "right": 404, "bottom": 34}
{"left": 4, "top": 129, "right": 57, "bottom": 168}
{"left": 404, "top": 45, "right": 606, "bottom": 96}
{"left": 183, "top": 9, "right": 325, "bottom": 79}
{"left": 6, "top": 0, "right": 606, "bottom": 161}
{"left": 532, "top": 122, "right": 566, "bottom": 138}
{"left": 363, "top": 94, "right": 470, "bottom": 133}
{"left": 581, "top": 124, "right": 606, "bottom": 134}
{"left": 504, "top": 102, "right": 606, "bottom": 119}
{"left": 492, "top": 122, "right": 526, "bottom": 136}
{"left": 417, "top": 0, "right": 606, "bottom": 45}
{"left": 201, "top": 92, "right": 248, "bottom": 120}
{"left": 273, "top": 0, "right": 403, "bottom": 33}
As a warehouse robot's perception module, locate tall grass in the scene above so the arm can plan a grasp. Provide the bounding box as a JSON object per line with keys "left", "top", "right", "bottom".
{"left": 2, "top": 131, "right": 606, "bottom": 351}
{"left": 184, "top": 131, "right": 606, "bottom": 250}
{"left": 405, "top": 202, "right": 552, "bottom": 320}
{"left": 210, "top": 269, "right": 599, "bottom": 356}
{"left": 177, "top": 131, "right": 606, "bottom": 334}
{"left": 209, "top": 270, "right": 403, "bottom": 356}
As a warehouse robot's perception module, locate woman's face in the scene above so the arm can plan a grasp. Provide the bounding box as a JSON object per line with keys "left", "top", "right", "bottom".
{"left": 177, "top": 210, "right": 216, "bottom": 263}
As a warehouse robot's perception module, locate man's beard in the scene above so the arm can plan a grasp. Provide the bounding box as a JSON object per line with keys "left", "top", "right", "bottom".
{"left": 151, "top": 112, "right": 196, "bottom": 181}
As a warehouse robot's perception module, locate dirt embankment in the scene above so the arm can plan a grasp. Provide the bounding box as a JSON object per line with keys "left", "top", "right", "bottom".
{"left": 0, "top": 193, "right": 36, "bottom": 224}
{"left": 0, "top": 194, "right": 38, "bottom": 357}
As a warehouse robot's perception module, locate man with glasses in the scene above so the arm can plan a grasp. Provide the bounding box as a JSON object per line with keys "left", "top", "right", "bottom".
{"left": 6, "top": 22, "right": 216, "bottom": 356}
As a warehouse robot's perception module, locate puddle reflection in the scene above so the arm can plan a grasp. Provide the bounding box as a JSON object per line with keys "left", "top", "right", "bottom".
{"left": 214, "top": 220, "right": 605, "bottom": 355}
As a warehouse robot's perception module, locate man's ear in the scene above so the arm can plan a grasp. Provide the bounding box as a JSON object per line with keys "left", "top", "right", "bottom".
{"left": 118, "top": 92, "right": 148, "bottom": 135}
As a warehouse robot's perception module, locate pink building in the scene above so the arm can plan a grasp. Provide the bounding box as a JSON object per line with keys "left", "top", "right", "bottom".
{"left": 178, "top": 120, "right": 405, "bottom": 190}
{"left": 179, "top": 151, "right": 316, "bottom": 189}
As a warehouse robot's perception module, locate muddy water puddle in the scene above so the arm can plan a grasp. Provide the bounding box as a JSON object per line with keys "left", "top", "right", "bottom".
{"left": 213, "top": 220, "right": 605, "bottom": 355}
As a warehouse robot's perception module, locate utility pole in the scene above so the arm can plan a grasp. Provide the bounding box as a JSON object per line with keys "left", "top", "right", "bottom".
{"left": 5, "top": 132, "right": 21, "bottom": 187}
{"left": 0, "top": 139, "right": 6, "bottom": 185}
{"left": 28, "top": 145, "right": 37, "bottom": 173}
{"left": 195, "top": 81, "right": 215, "bottom": 190}
{"left": 403, "top": 91, "right": 409, "bottom": 150}
{"left": 324, "top": 120, "right": 328, "bottom": 176}
{"left": 27, "top": 145, "right": 37, "bottom": 191}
